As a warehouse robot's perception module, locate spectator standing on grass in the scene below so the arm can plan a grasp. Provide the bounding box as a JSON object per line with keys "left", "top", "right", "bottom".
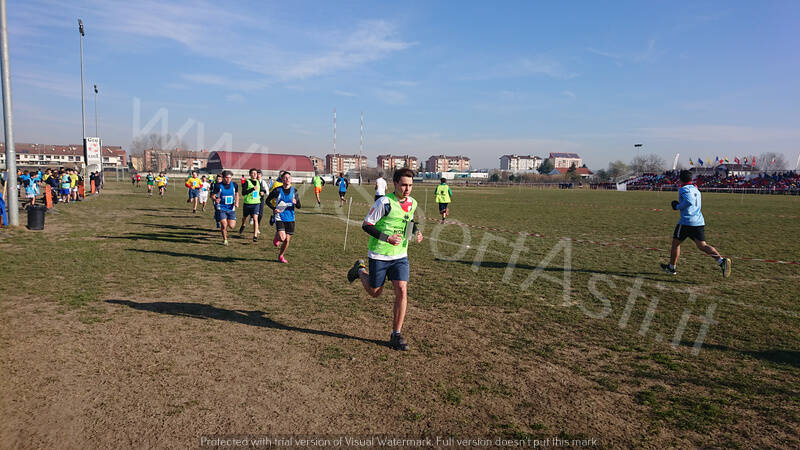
{"left": 212, "top": 170, "right": 239, "bottom": 246}
{"left": 661, "top": 170, "right": 732, "bottom": 278}
{"left": 435, "top": 177, "right": 452, "bottom": 224}
{"left": 335, "top": 172, "right": 348, "bottom": 207}
{"left": 69, "top": 169, "right": 79, "bottom": 202}
{"left": 59, "top": 170, "right": 71, "bottom": 204}
{"left": 346, "top": 168, "right": 423, "bottom": 351}
{"left": 374, "top": 172, "right": 387, "bottom": 201}
{"left": 265, "top": 171, "right": 301, "bottom": 263}
{"left": 23, "top": 175, "right": 38, "bottom": 207}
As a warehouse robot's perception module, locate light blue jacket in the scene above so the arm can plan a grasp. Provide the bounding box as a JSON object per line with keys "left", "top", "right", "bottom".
{"left": 676, "top": 184, "right": 705, "bottom": 226}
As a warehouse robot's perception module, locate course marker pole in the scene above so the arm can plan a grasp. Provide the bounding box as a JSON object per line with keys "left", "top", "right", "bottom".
{"left": 343, "top": 196, "right": 353, "bottom": 250}
{"left": 424, "top": 188, "right": 428, "bottom": 218}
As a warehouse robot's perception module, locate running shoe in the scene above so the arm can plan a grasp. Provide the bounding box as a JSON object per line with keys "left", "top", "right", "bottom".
{"left": 347, "top": 259, "right": 366, "bottom": 283}
{"left": 720, "top": 258, "right": 732, "bottom": 278}
{"left": 660, "top": 263, "right": 677, "bottom": 275}
{"left": 273, "top": 237, "right": 281, "bottom": 247}
{"left": 278, "top": 255, "right": 288, "bottom": 264}
{"left": 389, "top": 332, "right": 409, "bottom": 351}
{"left": 253, "top": 235, "right": 258, "bottom": 243}
{"left": 223, "top": 239, "right": 229, "bottom": 246}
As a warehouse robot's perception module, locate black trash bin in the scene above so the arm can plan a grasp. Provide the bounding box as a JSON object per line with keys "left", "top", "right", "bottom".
{"left": 27, "top": 205, "right": 46, "bottom": 230}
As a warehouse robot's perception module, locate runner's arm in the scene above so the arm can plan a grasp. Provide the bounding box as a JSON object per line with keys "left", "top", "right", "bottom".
{"left": 294, "top": 191, "right": 301, "bottom": 209}
{"left": 265, "top": 188, "right": 280, "bottom": 211}
{"left": 675, "top": 188, "right": 692, "bottom": 210}
{"left": 362, "top": 199, "right": 391, "bottom": 241}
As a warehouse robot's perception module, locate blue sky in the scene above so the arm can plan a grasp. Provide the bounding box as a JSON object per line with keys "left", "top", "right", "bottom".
{"left": 4, "top": 0, "right": 800, "bottom": 169}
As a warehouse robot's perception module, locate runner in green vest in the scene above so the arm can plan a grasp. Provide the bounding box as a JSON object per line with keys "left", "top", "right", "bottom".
{"left": 238, "top": 168, "right": 265, "bottom": 242}
{"left": 346, "top": 168, "right": 423, "bottom": 351}
{"left": 312, "top": 173, "right": 325, "bottom": 207}
{"left": 435, "top": 177, "right": 452, "bottom": 224}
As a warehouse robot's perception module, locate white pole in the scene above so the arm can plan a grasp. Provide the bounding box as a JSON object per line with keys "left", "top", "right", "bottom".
{"left": 672, "top": 153, "right": 680, "bottom": 171}
{"left": 424, "top": 188, "right": 428, "bottom": 218}
{"left": 359, "top": 111, "right": 363, "bottom": 183}
{"left": 795, "top": 153, "right": 800, "bottom": 171}
{"left": 343, "top": 196, "right": 353, "bottom": 250}
{"left": 0, "top": 0, "right": 19, "bottom": 225}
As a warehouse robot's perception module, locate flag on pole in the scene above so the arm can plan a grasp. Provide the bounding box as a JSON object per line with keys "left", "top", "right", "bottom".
{"left": 689, "top": 158, "right": 694, "bottom": 166}
{"left": 734, "top": 157, "right": 740, "bottom": 164}
{"left": 698, "top": 158, "right": 704, "bottom": 166}
{"left": 724, "top": 157, "right": 730, "bottom": 163}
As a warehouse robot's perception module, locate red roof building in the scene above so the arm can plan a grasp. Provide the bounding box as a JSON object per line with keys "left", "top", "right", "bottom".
{"left": 206, "top": 151, "right": 315, "bottom": 178}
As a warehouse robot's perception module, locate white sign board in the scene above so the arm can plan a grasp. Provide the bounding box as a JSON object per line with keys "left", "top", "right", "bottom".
{"left": 84, "top": 137, "right": 101, "bottom": 166}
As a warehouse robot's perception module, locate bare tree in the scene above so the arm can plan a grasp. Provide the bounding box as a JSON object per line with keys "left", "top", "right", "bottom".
{"left": 630, "top": 154, "right": 665, "bottom": 174}
{"left": 607, "top": 160, "right": 630, "bottom": 181}
{"left": 754, "top": 152, "right": 788, "bottom": 171}
{"left": 129, "top": 133, "right": 187, "bottom": 156}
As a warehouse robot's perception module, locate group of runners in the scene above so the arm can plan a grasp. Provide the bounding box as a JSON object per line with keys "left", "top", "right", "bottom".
{"left": 142, "top": 165, "right": 729, "bottom": 352}
{"left": 132, "top": 171, "right": 170, "bottom": 198}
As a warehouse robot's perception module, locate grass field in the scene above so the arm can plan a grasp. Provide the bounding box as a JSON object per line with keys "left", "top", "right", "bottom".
{"left": 1, "top": 180, "right": 798, "bottom": 448}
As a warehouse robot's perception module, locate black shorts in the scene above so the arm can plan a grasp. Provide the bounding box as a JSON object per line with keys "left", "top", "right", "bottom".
{"left": 339, "top": 192, "right": 346, "bottom": 199}
{"left": 275, "top": 221, "right": 295, "bottom": 235}
{"left": 438, "top": 203, "right": 449, "bottom": 212}
{"left": 243, "top": 203, "right": 262, "bottom": 217}
{"left": 673, "top": 224, "right": 705, "bottom": 242}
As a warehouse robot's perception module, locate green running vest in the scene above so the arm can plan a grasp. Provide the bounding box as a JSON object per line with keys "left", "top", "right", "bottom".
{"left": 243, "top": 179, "right": 261, "bottom": 204}
{"left": 368, "top": 193, "right": 417, "bottom": 257}
{"left": 435, "top": 184, "right": 451, "bottom": 203}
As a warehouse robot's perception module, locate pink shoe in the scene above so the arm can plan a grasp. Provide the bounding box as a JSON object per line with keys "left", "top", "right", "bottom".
{"left": 273, "top": 238, "right": 280, "bottom": 247}
{"left": 278, "top": 255, "right": 288, "bottom": 264}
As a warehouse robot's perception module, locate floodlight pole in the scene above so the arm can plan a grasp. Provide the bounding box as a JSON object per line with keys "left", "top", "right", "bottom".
{"left": 78, "top": 19, "right": 87, "bottom": 195}
{"left": 0, "top": 0, "right": 19, "bottom": 226}
{"left": 93, "top": 84, "right": 98, "bottom": 137}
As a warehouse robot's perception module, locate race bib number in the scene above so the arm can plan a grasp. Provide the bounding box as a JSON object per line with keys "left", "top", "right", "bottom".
{"left": 223, "top": 195, "right": 234, "bottom": 205}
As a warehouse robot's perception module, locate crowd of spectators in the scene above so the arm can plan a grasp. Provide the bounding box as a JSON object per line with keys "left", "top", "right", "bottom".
{"left": 625, "top": 170, "right": 799, "bottom": 194}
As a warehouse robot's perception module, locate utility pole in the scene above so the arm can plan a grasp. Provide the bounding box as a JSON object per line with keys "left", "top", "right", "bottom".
{"left": 1, "top": 0, "right": 18, "bottom": 225}
{"left": 78, "top": 19, "right": 87, "bottom": 195}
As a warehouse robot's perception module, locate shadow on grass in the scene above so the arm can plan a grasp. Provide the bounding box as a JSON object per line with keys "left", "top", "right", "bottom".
{"left": 680, "top": 341, "right": 800, "bottom": 368}
{"left": 99, "top": 231, "right": 208, "bottom": 244}
{"left": 106, "top": 299, "right": 389, "bottom": 348}
{"left": 139, "top": 214, "right": 198, "bottom": 218}
{"left": 130, "top": 207, "right": 190, "bottom": 212}
{"left": 130, "top": 222, "right": 215, "bottom": 233}
{"left": 126, "top": 248, "right": 270, "bottom": 263}
{"left": 438, "top": 259, "right": 673, "bottom": 283}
